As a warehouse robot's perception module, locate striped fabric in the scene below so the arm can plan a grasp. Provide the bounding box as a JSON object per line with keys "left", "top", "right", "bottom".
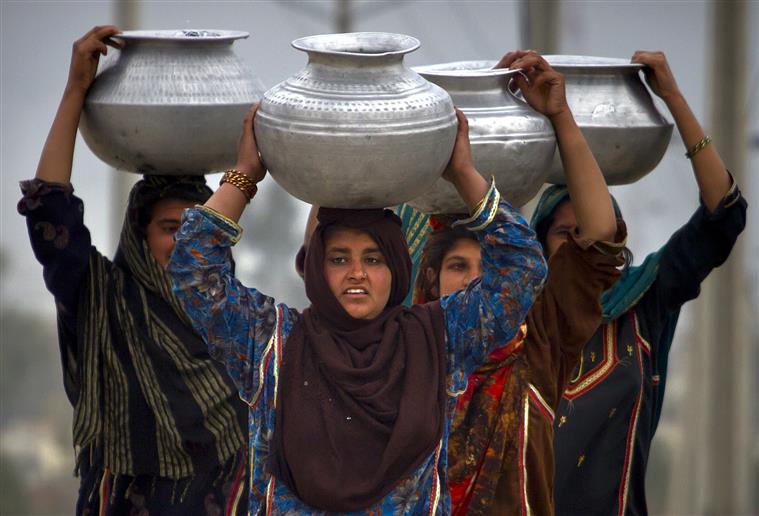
{"left": 71, "top": 176, "right": 246, "bottom": 480}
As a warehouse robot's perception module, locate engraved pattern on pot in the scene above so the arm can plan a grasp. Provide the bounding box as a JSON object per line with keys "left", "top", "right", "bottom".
{"left": 255, "top": 32, "right": 457, "bottom": 209}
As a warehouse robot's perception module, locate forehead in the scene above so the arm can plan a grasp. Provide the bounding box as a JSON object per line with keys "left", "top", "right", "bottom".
{"left": 444, "top": 238, "right": 480, "bottom": 260}
{"left": 324, "top": 227, "right": 379, "bottom": 251}
{"left": 549, "top": 200, "right": 578, "bottom": 228}
{"left": 151, "top": 198, "right": 196, "bottom": 219}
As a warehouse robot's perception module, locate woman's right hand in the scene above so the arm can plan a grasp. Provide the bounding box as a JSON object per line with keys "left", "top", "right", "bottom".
{"left": 66, "top": 25, "right": 122, "bottom": 94}
{"left": 495, "top": 50, "right": 569, "bottom": 121}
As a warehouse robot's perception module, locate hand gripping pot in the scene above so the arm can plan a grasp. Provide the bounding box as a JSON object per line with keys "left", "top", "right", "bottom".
{"left": 80, "top": 30, "right": 264, "bottom": 175}
{"left": 408, "top": 61, "right": 557, "bottom": 213}
{"left": 544, "top": 55, "right": 673, "bottom": 185}
{"left": 254, "top": 32, "right": 457, "bottom": 209}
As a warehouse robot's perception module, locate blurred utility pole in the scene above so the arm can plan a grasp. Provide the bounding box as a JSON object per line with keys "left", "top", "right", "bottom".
{"left": 110, "top": 0, "right": 140, "bottom": 249}
{"left": 519, "top": 0, "right": 560, "bottom": 54}
{"left": 687, "top": 1, "right": 753, "bottom": 513}
{"left": 335, "top": 0, "right": 352, "bottom": 33}
{"left": 519, "top": 0, "right": 560, "bottom": 219}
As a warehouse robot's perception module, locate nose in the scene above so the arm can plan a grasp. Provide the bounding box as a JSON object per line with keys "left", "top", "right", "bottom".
{"left": 348, "top": 262, "right": 367, "bottom": 281}
{"left": 464, "top": 265, "right": 482, "bottom": 287}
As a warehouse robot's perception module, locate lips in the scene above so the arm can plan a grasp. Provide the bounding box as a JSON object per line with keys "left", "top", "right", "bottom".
{"left": 343, "top": 287, "right": 368, "bottom": 296}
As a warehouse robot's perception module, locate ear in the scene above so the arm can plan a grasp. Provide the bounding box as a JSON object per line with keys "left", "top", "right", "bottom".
{"left": 425, "top": 267, "right": 439, "bottom": 299}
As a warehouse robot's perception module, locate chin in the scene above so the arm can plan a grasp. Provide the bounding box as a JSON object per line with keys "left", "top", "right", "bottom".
{"left": 343, "top": 305, "right": 377, "bottom": 320}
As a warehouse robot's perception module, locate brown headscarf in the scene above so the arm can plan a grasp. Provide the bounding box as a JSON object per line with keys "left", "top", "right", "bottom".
{"left": 270, "top": 207, "right": 447, "bottom": 511}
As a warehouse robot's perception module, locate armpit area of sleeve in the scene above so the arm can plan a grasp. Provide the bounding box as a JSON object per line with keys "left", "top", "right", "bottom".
{"left": 177, "top": 206, "right": 243, "bottom": 245}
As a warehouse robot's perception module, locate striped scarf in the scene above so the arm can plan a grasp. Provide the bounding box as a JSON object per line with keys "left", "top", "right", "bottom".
{"left": 69, "top": 176, "right": 246, "bottom": 480}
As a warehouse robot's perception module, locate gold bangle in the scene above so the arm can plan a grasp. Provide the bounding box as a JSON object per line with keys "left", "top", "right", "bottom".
{"left": 219, "top": 169, "right": 258, "bottom": 202}
{"left": 685, "top": 136, "right": 712, "bottom": 159}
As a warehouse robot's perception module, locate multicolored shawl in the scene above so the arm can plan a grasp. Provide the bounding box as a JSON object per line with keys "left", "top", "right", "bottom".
{"left": 395, "top": 203, "right": 431, "bottom": 305}
{"left": 447, "top": 324, "right": 528, "bottom": 514}
{"left": 530, "top": 185, "right": 680, "bottom": 426}
{"left": 70, "top": 175, "right": 247, "bottom": 480}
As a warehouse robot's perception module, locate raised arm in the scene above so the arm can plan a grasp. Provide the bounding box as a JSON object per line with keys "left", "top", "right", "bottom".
{"left": 440, "top": 113, "right": 547, "bottom": 387}
{"left": 204, "top": 104, "right": 266, "bottom": 221}
{"left": 497, "top": 50, "right": 617, "bottom": 246}
{"left": 36, "top": 26, "right": 121, "bottom": 184}
{"left": 632, "top": 51, "right": 731, "bottom": 212}
{"left": 167, "top": 105, "right": 282, "bottom": 403}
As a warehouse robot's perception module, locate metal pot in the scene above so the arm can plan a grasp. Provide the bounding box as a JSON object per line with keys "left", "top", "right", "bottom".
{"left": 254, "top": 32, "right": 457, "bottom": 209}
{"left": 80, "top": 30, "right": 263, "bottom": 175}
{"left": 544, "top": 55, "right": 673, "bottom": 185}
{"left": 408, "top": 61, "right": 556, "bottom": 213}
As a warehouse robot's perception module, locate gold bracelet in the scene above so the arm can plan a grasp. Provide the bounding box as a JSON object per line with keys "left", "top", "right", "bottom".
{"left": 219, "top": 169, "right": 258, "bottom": 202}
{"left": 685, "top": 136, "right": 712, "bottom": 159}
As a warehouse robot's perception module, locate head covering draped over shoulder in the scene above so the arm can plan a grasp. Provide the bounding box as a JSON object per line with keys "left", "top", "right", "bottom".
{"left": 270, "top": 207, "right": 447, "bottom": 512}
{"left": 531, "top": 184, "right": 661, "bottom": 322}
{"left": 71, "top": 175, "right": 246, "bottom": 482}
{"left": 530, "top": 184, "right": 681, "bottom": 430}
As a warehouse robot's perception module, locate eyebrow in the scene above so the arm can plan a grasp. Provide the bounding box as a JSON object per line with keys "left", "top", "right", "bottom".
{"left": 325, "top": 246, "right": 383, "bottom": 255}
{"left": 156, "top": 217, "right": 182, "bottom": 225}
{"left": 443, "top": 254, "right": 472, "bottom": 262}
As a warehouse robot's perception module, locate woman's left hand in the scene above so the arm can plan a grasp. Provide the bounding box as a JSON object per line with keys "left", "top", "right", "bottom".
{"left": 235, "top": 103, "right": 266, "bottom": 183}
{"left": 496, "top": 50, "right": 569, "bottom": 120}
{"left": 442, "top": 108, "right": 476, "bottom": 183}
{"left": 631, "top": 50, "right": 682, "bottom": 102}
{"left": 443, "top": 109, "right": 489, "bottom": 209}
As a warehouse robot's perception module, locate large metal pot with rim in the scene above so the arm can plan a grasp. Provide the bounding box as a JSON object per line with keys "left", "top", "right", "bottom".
{"left": 254, "top": 32, "right": 457, "bottom": 209}
{"left": 80, "top": 30, "right": 263, "bottom": 175}
{"left": 408, "top": 60, "right": 556, "bottom": 213}
{"left": 544, "top": 55, "right": 673, "bottom": 185}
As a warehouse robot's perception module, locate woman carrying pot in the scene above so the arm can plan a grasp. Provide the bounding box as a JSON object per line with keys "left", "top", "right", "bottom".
{"left": 540, "top": 51, "right": 747, "bottom": 515}
{"left": 18, "top": 26, "right": 249, "bottom": 515}
{"left": 413, "top": 51, "right": 625, "bottom": 515}
{"left": 165, "top": 97, "right": 547, "bottom": 512}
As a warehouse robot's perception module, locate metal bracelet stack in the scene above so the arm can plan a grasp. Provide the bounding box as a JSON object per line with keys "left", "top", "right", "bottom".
{"left": 685, "top": 135, "right": 712, "bottom": 159}
{"left": 220, "top": 169, "right": 258, "bottom": 202}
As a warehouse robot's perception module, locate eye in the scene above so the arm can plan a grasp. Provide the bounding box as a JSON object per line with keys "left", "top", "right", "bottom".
{"left": 329, "top": 256, "right": 347, "bottom": 265}
{"left": 160, "top": 223, "right": 181, "bottom": 234}
{"left": 364, "top": 254, "right": 385, "bottom": 265}
{"left": 446, "top": 261, "right": 466, "bottom": 272}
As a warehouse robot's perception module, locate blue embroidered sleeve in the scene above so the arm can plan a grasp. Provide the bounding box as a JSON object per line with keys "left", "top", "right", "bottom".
{"left": 441, "top": 183, "right": 547, "bottom": 393}
{"left": 167, "top": 206, "right": 281, "bottom": 404}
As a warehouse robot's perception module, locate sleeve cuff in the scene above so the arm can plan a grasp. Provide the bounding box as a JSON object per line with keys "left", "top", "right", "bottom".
{"left": 700, "top": 171, "right": 742, "bottom": 216}
{"left": 193, "top": 205, "right": 243, "bottom": 244}
{"left": 590, "top": 220, "right": 628, "bottom": 256}
{"left": 451, "top": 178, "right": 501, "bottom": 232}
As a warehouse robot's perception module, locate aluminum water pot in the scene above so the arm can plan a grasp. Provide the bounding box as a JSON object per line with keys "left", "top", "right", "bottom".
{"left": 80, "top": 30, "right": 263, "bottom": 175}
{"left": 544, "top": 55, "right": 673, "bottom": 185}
{"left": 254, "top": 32, "right": 457, "bottom": 208}
{"left": 408, "top": 61, "right": 556, "bottom": 213}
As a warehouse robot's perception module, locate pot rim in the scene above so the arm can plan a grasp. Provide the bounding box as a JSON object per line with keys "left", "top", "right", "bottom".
{"left": 115, "top": 29, "right": 249, "bottom": 42}
{"left": 413, "top": 60, "right": 520, "bottom": 77}
{"left": 291, "top": 32, "right": 420, "bottom": 58}
{"left": 544, "top": 55, "right": 644, "bottom": 71}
